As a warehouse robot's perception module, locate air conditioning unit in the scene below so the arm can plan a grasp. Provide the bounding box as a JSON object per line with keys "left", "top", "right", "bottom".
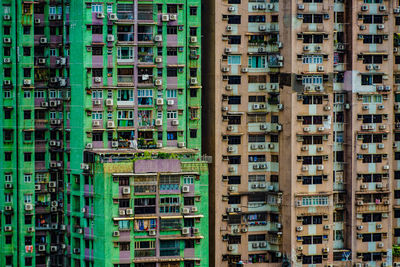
{"left": 27, "top": 227, "right": 34, "bottom": 232}
{"left": 228, "top": 6, "right": 236, "bottom": 12}
{"left": 253, "top": 104, "right": 260, "bottom": 110}
{"left": 252, "top": 243, "right": 259, "bottom": 248}
{"left": 318, "top": 127, "right": 325, "bottom": 132}
{"left": 5, "top": 183, "right": 12, "bottom": 189}
{"left": 4, "top": 226, "right": 12, "bottom": 232}
{"left": 3, "top": 80, "right": 11, "bottom": 85}
{"left": 155, "top": 79, "right": 163, "bottom": 86}
{"left": 226, "top": 25, "right": 233, "bottom": 31}
{"left": 169, "top": 14, "right": 177, "bottom": 20}
{"left": 171, "top": 119, "right": 179, "bottom": 126}
{"left": 298, "top": 4, "right": 304, "bottom": 10}
{"left": 154, "top": 35, "right": 163, "bottom": 42}
{"left": 224, "top": 48, "right": 232, "bottom": 54}
{"left": 107, "top": 35, "right": 114, "bottom": 42}
{"left": 5, "top": 206, "right": 12, "bottom": 211}
{"left": 228, "top": 245, "right": 234, "bottom": 251}
{"left": 182, "top": 227, "right": 190, "bottom": 235}
{"left": 361, "top": 5, "right": 368, "bottom": 11}
{"left": 122, "top": 186, "right": 130, "bottom": 194}
{"left": 317, "top": 66, "right": 324, "bottom": 72}
{"left": 80, "top": 163, "right": 90, "bottom": 170}
{"left": 379, "top": 5, "right": 386, "bottom": 11}
{"left": 109, "top": 13, "right": 117, "bottom": 20}
{"left": 296, "top": 226, "right": 303, "bottom": 232}
{"left": 125, "top": 208, "right": 133, "bottom": 215}
{"left": 182, "top": 185, "right": 190, "bottom": 193}
{"left": 182, "top": 208, "right": 191, "bottom": 214}
{"left": 119, "top": 209, "right": 126, "bottom": 216}
{"left": 112, "top": 231, "right": 120, "bottom": 237}
{"left": 3, "top": 58, "right": 11, "bottom": 64}
{"left": 111, "top": 141, "right": 118, "bottom": 148}
{"left": 167, "top": 99, "right": 174, "bottom": 106}
{"left": 94, "top": 77, "right": 102, "bottom": 83}
{"left": 241, "top": 67, "right": 249, "bottom": 73}
{"left": 360, "top": 25, "right": 366, "bottom": 30}
{"left": 104, "top": 121, "right": 114, "bottom": 129}
{"left": 395, "top": 8, "right": 400, "bottom": 13}
{"left": 302, "top": 165, "right": 309, "bottom": 171}
{"left": 258, "top": 25, "right": 266, "bottom": 31}
{"left": 97, "top": 13, "right": 105, "bottom": 18}
{"left": 227, "top": 146, "right": 234, "bottom": 152}
{"left": 51, "top": 246, "right": 58, "bottom": 252}
{"left": 39, "top": 245, "right": 46, "bottom": 251}
{"left": 322, "top": 248, "right": 329, "bottom": 253}
{"left": 49, "top": 14, "right": 56, "bottom": 20}
{"left": 154, "top": 118, "right": 163, "bottom": 126}
{"left": 23, "top": 79, "right": 31, "bottom": 86}
{"left": 155, "top": 57, "right": 162, "bottom": 63}
{"left": 4, "top": 15, "right": 11, "bottom": 20}
{"left": 376, "top": 223, "right": 383, "bottom": 229}
{"left": 3, "top": 38, "right": 11, "bottom": 44}
{"left": 92, "top": 120, "right": 101, "bottom": 127}
{"left": 378, "top": 242, "right": 384, "bottom": 248}
{"left": 25, "top": 204, "right": 33, "bottom": 211}
{"left": 259, "top": 84, "right": 266, "bottom": 90}
{"left": 303, "top": 45, "right": 310, "bottom": 51}
{"left": 73, "top": 248, "right": 80, "bottom": 254}
{"left": 190, "top": 36, "right": 198, "bottom": 43}
{"left": 383, "top": 165, "right": 389, "bottom": 170}
{"left": 104, "top": 99, "right": 113, "bottom": 107}
{"left": 35, "top": 185, "right": 41, "bottom": 191}
{"left": 39, "top": 37, "right": 47, "bottom": 44}
{"left": 357, "top": 225, "right": 363, "bottom": 230}
{"left": 162, "top": 14, "right": 170, "bottom": 21}
{"left": 149, "top": 229, "right": 156, "bottom": 236}
{"left": 303, "top": 127, "right": 310, "bottom": 132}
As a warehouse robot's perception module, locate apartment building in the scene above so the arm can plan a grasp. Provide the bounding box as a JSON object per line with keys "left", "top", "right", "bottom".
{"left": 0, "top": 0, "right": 207, "bottom": 266}
{"left": 203, "top": 0, "right": 400, "bottom": 266}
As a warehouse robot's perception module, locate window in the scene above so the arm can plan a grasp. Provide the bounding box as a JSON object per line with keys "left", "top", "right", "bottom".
{"left": 228, "top": 55, "right": 241, "bottom": 65}
{"left": 24, "top": 194, "right": 32, "bottom": 203}
{"left": 228, "top": 36, "right": 241, "bottom": 44}
{"left": 301, "top": 196, "right": 329, "bottom": 206}
{"left": 92, "top": 68, "right": 103, "bottom": 77}
{"left": 117, "top": 47, "right": 134, "bottom": 61}
{"left": 167, "top": 111, "right": 177, "bottom": 119}
{"left": 24, "top": 131, "right": 32, "bottom": 141}
{"left": 24, "top": 153, "right": 32, "bottom": 162}
{"left": 160, "top": 241, "right": 180, "bottom": 256}
{"left": 228, "top": 76, "right": 241, "bottom": 84}
{"left": 24, "top": 110, "right": 31, "bottom": 120}
{"left": 93, "top": 132, "right": 103, "bottom": 141}
{"left": 227, "top": 15, "right": 241, "bottom": 24}
{"left": 24, "top": 174, "right": 31, "bottom": 183}
{"left": 189, "top": 6, "right": 197, "bottom": 16}
{"left": 92, "top": 111, "right": 103, "bottom": 120}
{"left": 189, "top": 129, "right": 197, "bottom": 138}
{"left": 167, "top": 132, "right": 177, "bottom": 140}
{"left": 117, "top": 89, "right": 134, "bottom": 101}
{"left": 137, "top": 89, "right": 153, "bottom": 105}
{"left": 160, "top": 197, "right": 180, "bottom": 213}
{"left": 167, "top": 89, "right": 177, "bottom": 98}
{"left": 92, "top": 4, "right": 103, "bottom": 13}
{"left": 248, "top": 56, "right": 266, "bottom": 68}
{"left": 303, "top": 55, "right": 323, "bottom": 64}
{"left": 248, "top": 15, "right": 265, "bottom": 23}
{"left": 166, "top": 26, "right": 177, "bottom": 35}
{"left": 119, "top": 242, "right": 130, "bottom": 251}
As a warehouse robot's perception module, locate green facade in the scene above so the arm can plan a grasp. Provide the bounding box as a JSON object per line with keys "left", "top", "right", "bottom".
{"left": 0, "top": 0, "right": 206, "bottom": 265}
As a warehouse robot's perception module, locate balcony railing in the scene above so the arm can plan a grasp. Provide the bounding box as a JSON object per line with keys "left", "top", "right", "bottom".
{"left": 117, "top": 33, "right": 134, "bottom": 42}
{"left": 134, "top": 250, "right": 156, "bottom": 258}
{"left": 138, "top": 33, "right": 153, "bottom": 42}
{"left": 117, "top": 75, "right": 134, "bottom": 83}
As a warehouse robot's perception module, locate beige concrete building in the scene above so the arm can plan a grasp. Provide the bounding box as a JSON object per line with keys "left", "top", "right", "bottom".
{"left": 203, "top": 0, "right": 400, "bottom": 266}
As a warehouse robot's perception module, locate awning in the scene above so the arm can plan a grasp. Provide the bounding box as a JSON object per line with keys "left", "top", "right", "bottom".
{"left": 160, "top": 216, "right": 183, "bottom": 219}
{"left": 134, "top": 216, "right": 157, "bottom": 220}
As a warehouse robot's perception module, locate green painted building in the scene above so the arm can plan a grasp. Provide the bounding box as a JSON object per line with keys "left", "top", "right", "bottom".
{"left": 0, "top": 0, "right": 207, "bottom": 265}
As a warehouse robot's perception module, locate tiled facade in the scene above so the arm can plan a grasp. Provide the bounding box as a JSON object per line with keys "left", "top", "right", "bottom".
{"left": 203, "top": 0, "right": 400, "bottom": 266}
{"left": 0, "top": 0, "right": 206, "bottom": 266}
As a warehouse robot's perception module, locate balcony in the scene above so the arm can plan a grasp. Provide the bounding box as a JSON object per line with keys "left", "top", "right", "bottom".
{"left": 117, "top": 75, "right": 134, "bottom": 85}
{"left": 134, "top": 250, "right": 156, "bottom": 258}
